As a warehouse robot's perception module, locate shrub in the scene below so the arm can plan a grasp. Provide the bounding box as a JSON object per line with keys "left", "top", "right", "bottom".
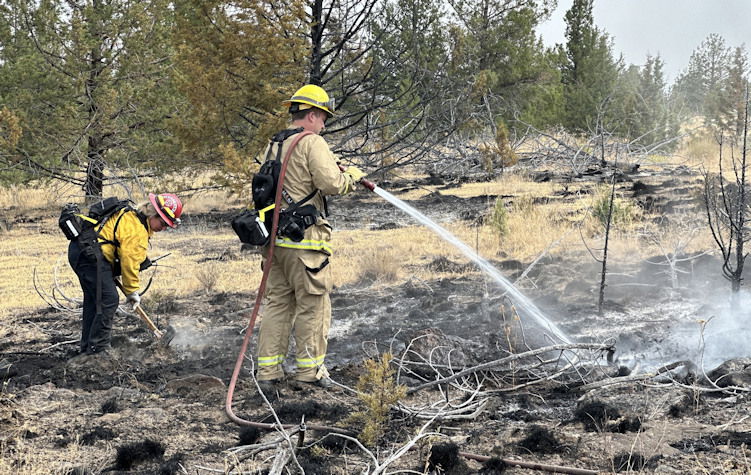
{"left": 346, "top": 352, "right": 406, "bottom": 447}
{"left": 358, "top": 247, "right": 400, "bottom": 282}
{"left": 195, "top": 263, "right": 220, "bottom": 293}
{"left": 486, "top": 198, "right": 509, "bottom": 236}
{"left": 591, "top": 185, "right": 639, "bottom": 229}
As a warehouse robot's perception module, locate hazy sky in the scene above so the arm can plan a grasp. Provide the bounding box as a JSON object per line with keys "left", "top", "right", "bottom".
{"left": 536, "top": 0, "right": 751, "bottom": 82}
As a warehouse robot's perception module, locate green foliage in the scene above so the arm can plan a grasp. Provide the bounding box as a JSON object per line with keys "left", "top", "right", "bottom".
{"left": 347, "top": 352, "right": 407, "bottom": 447}
{"left": 591, "top": 185, "right": 639, "bottom": 229}
{"left": 0, "top": 0, "right": 184, "bottom": 196}
{"left": 613, "top": 56, "right": 680, "bottom": 149}
{"left": 486, "top": 198, "right": 509, "bottom": 236}
{"left": 447, "top": 1, "right": 562, "bottom": 131}
{"left": 559, "top": 0, "right": 619, "bottom": 132}
{"left": 171, "top": 0, "right": 307, "bottom": 193}
{"left": 673, "top": 34, "right": 730, "bottom": 117}
{"left": 706, "top": 46, "right": 749, "bottom": 138}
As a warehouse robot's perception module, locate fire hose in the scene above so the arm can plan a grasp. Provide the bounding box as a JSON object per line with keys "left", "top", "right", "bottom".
{"left": 222, "top": 153, "right": 597, "bottom": 474}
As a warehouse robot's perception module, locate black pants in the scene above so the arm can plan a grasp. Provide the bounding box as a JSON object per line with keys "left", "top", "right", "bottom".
{"left": 68, "top": 240, "right": 118, "bottom": 354}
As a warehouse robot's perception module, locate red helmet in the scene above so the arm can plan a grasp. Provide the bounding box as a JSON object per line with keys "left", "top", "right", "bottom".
{"left": 149, "top": 193, "right": 183, "bottom": 228}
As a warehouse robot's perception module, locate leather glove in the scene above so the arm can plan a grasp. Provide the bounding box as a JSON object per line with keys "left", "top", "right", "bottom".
{"left": 343, "top": 166, "right": 366, "bottom": 183}
{"left": 126, "top": 291, "right": 141, "bottom": 310}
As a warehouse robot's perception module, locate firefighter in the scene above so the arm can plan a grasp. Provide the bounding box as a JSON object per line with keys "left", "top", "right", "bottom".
{"left": 256, "top": 84, "right": 365, "bottom": 390}
{"left": 68, "top": 193, "right": 183, "bottom": 357}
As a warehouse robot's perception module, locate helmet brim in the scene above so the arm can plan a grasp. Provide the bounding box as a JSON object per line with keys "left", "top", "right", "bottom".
{"left": 148, "top": 193, "right": 177, "bottom": 228}
{"left": 282, "top": 99, "right": 335, "bottom": 118}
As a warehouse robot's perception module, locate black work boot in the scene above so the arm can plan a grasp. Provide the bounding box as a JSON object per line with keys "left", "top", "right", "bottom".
{"left": 316, "top": 377, "right": 333, "bottom": 389}
{"left": 294, "top": 377, "right": 333, "bottom": 389}
{"left": 257, "top": 379, "right": 280, "bottom": 394}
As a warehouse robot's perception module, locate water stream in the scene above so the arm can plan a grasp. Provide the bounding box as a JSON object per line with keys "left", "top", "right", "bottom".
{"left": 373, "top": 186, "right": 573, "bottom": 344}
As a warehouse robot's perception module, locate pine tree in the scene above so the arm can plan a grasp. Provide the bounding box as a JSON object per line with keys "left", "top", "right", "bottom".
{"left": 0, "top": 0, "right": 183, "bottom": 199}
{"left": 673, "top": 33, "right": 730, "bottom": 118}
{"left": 559, "top": 0, "right": 619, "bottom": 133}
{"left": 617, "top": 55, "right": 678, "bottom": 148}
{"left": 171, "top": 0, "right": 307, "bottom": 190}
{"left": 707, "top": 46, "right": 749, "bottom": 138}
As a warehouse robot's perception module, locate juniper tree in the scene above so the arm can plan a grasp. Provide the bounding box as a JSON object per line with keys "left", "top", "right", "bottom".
{"left": 559, "top": 0, "right": 619, "bottom": 133}
{"left": 0, "top": 0, "right": 183, "bottom": 199}
{"left": 171, "top": 0, "right": 307, "bottom": 191}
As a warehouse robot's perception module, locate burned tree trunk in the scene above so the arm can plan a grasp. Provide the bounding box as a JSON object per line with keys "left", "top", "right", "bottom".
{"left": 704, "top": 85, "right": 750, "bottom": 296}
{"left": 597, "top": 172, "right": 616, "bottom": 316}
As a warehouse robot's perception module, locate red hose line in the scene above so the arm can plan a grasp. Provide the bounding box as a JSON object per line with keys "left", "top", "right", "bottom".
{"left": 223, "top": 131, "right": 352, "bottom": 434}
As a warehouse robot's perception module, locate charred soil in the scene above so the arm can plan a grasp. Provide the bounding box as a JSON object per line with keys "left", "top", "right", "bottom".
{"left": 2, "top": 165, "right": 751, "bottom": 474}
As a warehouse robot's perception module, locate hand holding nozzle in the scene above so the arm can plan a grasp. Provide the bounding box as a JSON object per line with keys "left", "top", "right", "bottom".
{"left": 338, "top": 164, "right": 376, "bottom": 191}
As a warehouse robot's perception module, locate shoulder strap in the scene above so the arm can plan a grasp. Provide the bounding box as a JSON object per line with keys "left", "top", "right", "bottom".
{"left": 271, "top": 128, "right": 322, "bottom": 211}
{"left": 268, "top": 131, "right": 314, "bottom": 239}
{"left": 284, "top": 188, "right": 319, "bottom": 212}
{"left": 98, "top": 206, "right": 145, "bottom": 248}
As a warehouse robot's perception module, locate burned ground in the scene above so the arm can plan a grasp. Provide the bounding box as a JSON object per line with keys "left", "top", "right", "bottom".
{"left": 2, "top": 164, "right": 751, "bottom": 474}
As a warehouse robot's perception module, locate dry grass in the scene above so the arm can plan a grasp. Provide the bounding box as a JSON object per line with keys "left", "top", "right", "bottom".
{"left": 681, "top": 133, "right": 721, "bottom": 172}
{"left": 0, "top": 166, "right": 719, "bottom": 316}
{"left": 0, "top": 181, "right": 85, "bottom": 210}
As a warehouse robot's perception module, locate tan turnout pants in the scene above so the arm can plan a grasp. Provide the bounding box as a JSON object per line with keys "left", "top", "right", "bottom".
{"left": 257, "top": 247, "right": 332, "bottom": 382}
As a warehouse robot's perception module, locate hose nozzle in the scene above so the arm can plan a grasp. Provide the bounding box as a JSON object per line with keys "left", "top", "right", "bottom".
{"left": 338, "top": 164, "right": 376, "bottom": 192}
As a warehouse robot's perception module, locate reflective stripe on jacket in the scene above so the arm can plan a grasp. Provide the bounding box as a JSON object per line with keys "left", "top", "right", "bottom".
{"left": 274, "top": 236, "right": 333, "bottom": 254}
{"left": 98, "top": 209, "right": 153, "bottom": 294}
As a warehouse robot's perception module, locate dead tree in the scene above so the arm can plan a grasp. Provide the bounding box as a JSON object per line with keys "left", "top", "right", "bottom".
{"left": 642, "top": 214, "right": 708, "bottom": 290}
{"left": 704, "top": 85, "right": 751, "bottom": 295}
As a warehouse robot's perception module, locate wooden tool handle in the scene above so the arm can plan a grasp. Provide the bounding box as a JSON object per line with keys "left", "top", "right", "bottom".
{"left": 114, "top": 279, "right": 163, "bottom": 339}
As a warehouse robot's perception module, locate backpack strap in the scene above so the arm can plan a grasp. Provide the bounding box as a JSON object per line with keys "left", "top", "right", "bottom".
{"left": 270, "top": 128, "right": 323, "bottom": 213}
{"left": 97, "top": 205, "right": 142, "bottom": 248}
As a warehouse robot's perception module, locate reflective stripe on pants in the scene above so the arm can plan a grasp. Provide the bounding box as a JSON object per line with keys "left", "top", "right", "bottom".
{"left": 257, "top": 246, "right": 332, "bottom": 382}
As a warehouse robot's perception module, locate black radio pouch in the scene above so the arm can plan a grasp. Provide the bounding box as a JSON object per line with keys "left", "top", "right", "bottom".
{"left": 277, "top": 204, "right": 320, "bottom": 242}
{"left": 231, "top": 209, "right": 271, "bottom": 246}
{"left": 233, "top": 128, "right": 322, "bottom": 246}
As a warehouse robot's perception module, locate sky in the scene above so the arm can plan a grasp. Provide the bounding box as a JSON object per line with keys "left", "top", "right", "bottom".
{"left": 536, "top": 0, "right": 751, "bottom": 83}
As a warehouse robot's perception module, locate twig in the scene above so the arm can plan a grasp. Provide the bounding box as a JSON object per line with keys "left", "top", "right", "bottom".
{"left": 41, "top": 339, "right": 78, "bottom": 352}
{"left": 406, "top": 343, "right": 613, "bottom": 394}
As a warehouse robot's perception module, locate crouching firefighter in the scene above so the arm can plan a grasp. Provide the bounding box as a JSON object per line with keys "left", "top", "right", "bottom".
{"left": 64, "top": 193, "right": 183, "bottom": 356}
{"left": 256, "top": 84, "right": 366, "bottom": 390}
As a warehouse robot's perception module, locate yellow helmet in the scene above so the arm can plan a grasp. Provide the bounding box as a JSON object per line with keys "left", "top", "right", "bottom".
{"left": 282, "top": 84, "right": 335, "bottom": 117}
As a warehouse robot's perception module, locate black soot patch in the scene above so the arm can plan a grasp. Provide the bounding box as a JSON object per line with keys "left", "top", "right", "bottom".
{"left": 238, "top": 427, "right": 261, "bottom": 446}
{"left": 574, "top": 401, "right": 622, "bottom": 431}
{"left": 80, "top": 426, "right": 117, "bottom": 445}
{"left": 612, "top": 416, "right": 641, "bottom": 433}
{"left": 115, "top": 439, "right": 166, "bottom": 469}
{"left": 671, "top": 431, "right": 751, "bottom": 453}
{"left": 317, "top": 432, "right": 350, "bottom": 452}
{"left": 100, "top": 397, "right": 119, "bottom": 414}
{"left": 298, "top": 446, "right": 329, "bottom": 474}
{"left": 276, "top": 400, "right": 347, "bottom": 422}
{"left": 479, "top": 457, "right": 508, "bottom": 473}
{"left": 517, "top": 425, "right": 563, "bottom": 454}
{"left": 612, "top": 452, "right": 661, "bottom": 472}
{"left": 158, "top": 453, "right": 185, "bottom": 475}
{"left": 428, "top": 442, "right": 460, "bottom": 471}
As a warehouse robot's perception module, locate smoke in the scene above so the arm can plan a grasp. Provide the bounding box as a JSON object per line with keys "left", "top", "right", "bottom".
{"left": 167, "top": 316, "right": 243, "bottom": 359}
{"left": 689, "top": 288, "right": 751, "bottom": 369}
{"left": 606, "top": 269, "right": 751, "bottom": 373}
